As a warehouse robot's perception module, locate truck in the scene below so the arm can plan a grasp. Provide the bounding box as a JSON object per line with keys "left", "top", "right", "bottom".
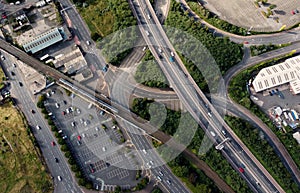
{"left": 288, "top": 112, "right": 295, "bottom": 122}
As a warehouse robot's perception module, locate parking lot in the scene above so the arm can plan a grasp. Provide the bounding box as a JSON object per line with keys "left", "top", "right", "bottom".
{"left": 42, "top": 85, "right": 141, "bottom": 187}
{"left": 252, "top": 85, "right": 300, "bottom": 130}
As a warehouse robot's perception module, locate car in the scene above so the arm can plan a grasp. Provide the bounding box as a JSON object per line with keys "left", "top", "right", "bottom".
{"left": 1, "top": 55, "right": 5, "bottom": 60}
{"left": 51, "top": 141, "right": 55, "bottom": 146}
{"left": 142, "top": 46, "right": 147, "bottom": 51}
{"left": 95, "top": 127, "right": 99, "bottom": 131}
{"left": 62, "top": 136, "right": 67, "bottom": 140}
{"left": 158, "top": 48, "right": 162, "bottom": 53}
{"left": 1, "top": 13, "right": 7, "bottom": 19}
{"left": 99, "top": 110, "right": 105, "bottom": 116}
{"left": 55, "top": 103, "right": 60, "bottom": 108}
{"left": 71, "top": 122, "right": 75, "bottom": 127}
{"left": 58, "top": 130, "right": 63, "bottom": 133}
{"left": 77, "top": 135, "right": 81, "bottom": 140}
{"left": 269, "top": 91, "right": 273, "bottom": 96}
{"left": 149, "top": 160, "right": 154, "bottom": 165}
{"left": 77, "top": 141, "right": 81, "bottom": 146}
{"left": 156, "top": 176, "right": 162, "bottom": 181}
{"left": 51, "top": 90, "right": 55, "bottom": 95}
{"left": 102, "top": 66, "right": 108, "bottom": 72}
{"left": 57, "top": 176, "right": 62, "bottom": 181}
{"left": 142, "top": 149, "right": 147, "bottom": 154}
{"left": 62, "top": 111, "right": 66, "bottom": 115}
{"left": 166, "top": 179, "right": 172, "bottom": 185}
{"left": 221, "top": 130, "right": 226, "bottom": 135}
{"left": 13, "top": 63, "right": 16, "bottom": 68}
{"left": 158, "top": 54, "right": 163, "bottom": 59}
{"left": 244, "top": 41, "right": 249, "bottom": 44}
{"left": 76, "top": 108, "right": 80, "bottom": 114}
{"left": 36, "top": 125, "right": 41, "bottom": 130}
{"left": 239, "top": 167, "right": 245, "bottom": 173}
{"left": 240, "top": 163, "right": 246, "bottom": 168}
{"left": 158, "top": 171, "right": 164, "bottom": 176}
{"left": 19, "top": 82, "right": 23, "bottom": 87}
{"left": 55, "top": 158, "right": 59, "bottom": 163}
{"left": 80, "top": 118, "right": 84, "bottom": 124}
{"left": 31, "top": 109, "right": 35, "bottom": 114}
{"left": 11, "top": 71, "right": 15, "bottom": 76}
{"left": 63, "top": 100, "right": 67, "bottom": 105}
{"left": 86, "top": 40, "right": 90, "bottom": 45}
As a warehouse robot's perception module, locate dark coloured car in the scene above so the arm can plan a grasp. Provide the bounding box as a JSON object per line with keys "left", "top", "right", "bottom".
{"left": 19, "top": 82, "right": 23, "bottom": 87}
{"left": 55, "top": 158, "right": 59, "bottom": 163}
{"left": 31, "top": 109, "right": 35, "bottom": 114}
{"left": 11, "top": 71, "right": 15, "bottom": 76}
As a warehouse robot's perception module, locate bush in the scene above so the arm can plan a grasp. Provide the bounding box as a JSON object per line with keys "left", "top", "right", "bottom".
{"left": 60, "top": 144, "right": 68, "bottom": 152}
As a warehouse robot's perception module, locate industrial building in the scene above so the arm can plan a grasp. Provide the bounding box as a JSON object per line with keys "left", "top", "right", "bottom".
{"left": 22, "top": 27, "right": 64, "bottom": 54}
{"left": 252, "top": 55, "right": 300, "bottom": 94}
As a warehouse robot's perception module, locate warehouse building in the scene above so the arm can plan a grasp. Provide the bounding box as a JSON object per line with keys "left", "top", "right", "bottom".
{"left": 22, "top": 27, "right": 64, "bottom": 54}
{"left": 252, "top": 55, "right": 300, "bottom": 94}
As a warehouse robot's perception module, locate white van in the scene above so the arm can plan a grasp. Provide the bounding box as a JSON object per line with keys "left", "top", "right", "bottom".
{"left": 210, "top": 131, "right": 216, "bottom": 137}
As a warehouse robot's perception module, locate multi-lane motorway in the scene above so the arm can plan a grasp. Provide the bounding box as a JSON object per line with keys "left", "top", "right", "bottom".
{"left": 1, "top": 0, "right": 300, "bottom": 192}
{"left": 130, "top": 0, "right": 287, "bottom": 192}
{"left": 0, "top": 51, "right": 83, "bottom": 193}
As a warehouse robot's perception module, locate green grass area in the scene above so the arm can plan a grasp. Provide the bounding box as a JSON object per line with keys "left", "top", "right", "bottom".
{"left": 76, "top": 0, "right": 137, "bottom": 38}
{"left": 75, "top": 0, "right": 138, "bottom": 65}
{"left": 250, "top": 43, "right": 291, "bottom": 56}
{"left": 0, "top": 103, "right": 53, "bottom": 193}
{"left": 134, "top": 50, "right": 169, "bottom": 88}
{"left": 225, "top": 116, "right": 299, "bottom": 193}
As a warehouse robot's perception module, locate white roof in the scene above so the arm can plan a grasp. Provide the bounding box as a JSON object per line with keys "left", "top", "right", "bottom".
{"left": 292, "top": 132, "right": 300, "bottom": 144}
{"left": 253, "top": 55, "right": 300, "bottom": 94}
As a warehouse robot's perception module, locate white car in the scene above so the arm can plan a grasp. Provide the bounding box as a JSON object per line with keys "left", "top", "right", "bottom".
{"left": 142, "top": 149, "right": 147, "bottom": 154}
{"left": 36, "top": 125, "right": 41, "bottom": 130}
{"left": 62, "top": 136, "right": 67, "bottom": 140}
{"left": 57, "top": 176, "right": 62, "bottom": 181}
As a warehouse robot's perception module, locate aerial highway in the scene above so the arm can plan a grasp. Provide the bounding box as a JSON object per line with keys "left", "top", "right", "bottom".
{"left": 0, "top": 38, "right": 238, "bottom": 192}
{"left": 130, "top": 0, "right": 287, "bottom": 192}
{"left": 119, "top": 38, "right": 300, "bottom": 187}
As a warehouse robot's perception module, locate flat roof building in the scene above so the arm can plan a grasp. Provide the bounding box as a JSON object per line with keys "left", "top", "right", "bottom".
{"left": 253, "top": 55, "right": 300, "bottom": 94}
{"left": 22, "top": 27, "right": 64, "bottom": 54}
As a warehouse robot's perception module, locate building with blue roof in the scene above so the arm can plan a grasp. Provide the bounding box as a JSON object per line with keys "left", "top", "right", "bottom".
{"left": 22, "top": 27, "right": 64, "bottom": 54}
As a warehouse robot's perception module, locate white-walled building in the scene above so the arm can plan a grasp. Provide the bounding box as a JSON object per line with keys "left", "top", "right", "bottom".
{"left": 252, "top": 55, "right": 300, "bottom": 94}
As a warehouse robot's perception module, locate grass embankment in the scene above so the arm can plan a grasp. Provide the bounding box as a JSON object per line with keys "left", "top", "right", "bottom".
{"left": 0, "top": 66, "right": 6, "bottom": 90}
{"left": 0, "top": 103, "right": 53, "bottom": 193}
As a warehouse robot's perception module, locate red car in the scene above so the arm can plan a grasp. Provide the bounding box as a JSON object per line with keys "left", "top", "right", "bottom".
{"left": 62, "top": 111, "right": 66, "bottom": 115}
{"left": 244, "top": 41, "right": 249, "bottom": 44}
{"left": 239, "top": 167, "right": 245, "bottom": 173}
{"left": 77, "top": 135, "right": 81, "bottom": 140}
{"left": 51, "top": 141, "right": 55, "bottom": 146}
